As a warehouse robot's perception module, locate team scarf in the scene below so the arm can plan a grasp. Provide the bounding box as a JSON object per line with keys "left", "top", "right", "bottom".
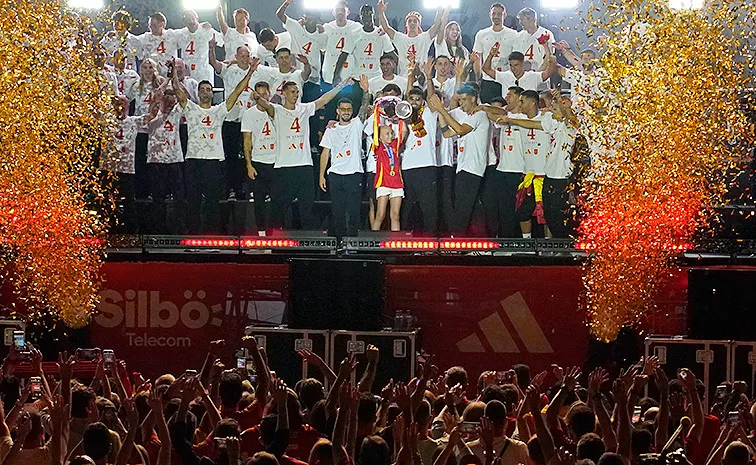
{"left": 516, "top": 173, "right": 546, "bottom": 225}
{"left": 409, "top": 106, "right": 428, "bottom": 139}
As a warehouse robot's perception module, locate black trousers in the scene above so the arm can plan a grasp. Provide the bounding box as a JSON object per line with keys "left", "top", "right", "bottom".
{"left": 245, "top": 161, "right": 276, "bottom": 232}
{"left": 271, "top": 165, "right": 316, "bottom": 230}
{"left": 112, "top": 172, "right": 137, "bottom": 234}
{"left": 479, "top": 80, "right": 503, "bottom": 105}
{"left": 148, "top": 163, "right": 186, "bottom": 234}
{"left": 135, "top": 132, "right": 149, "bottom": 199}
{"left": 544, "top": 177, "right": 571, "bottom": 238}
{"left": 451, "top": 171, "right": 483, "bottom": 235}
{"left": 185, "top": 159, "right": 223, "bottom": 234}
{"left": 492, "top": 170, "right": 522, "bottom": 238}
{"left": 479, "top": 165, "right": 499, "bottom": 236}
{"left": 328, "top": 172, "right": 363, "bottom": 238}
{"left": 438, "top": 165, "right": 455, "bottom": 234}
{"left": 401, "top": 166, "right": 439, "bottom": 235}
{"left": 222, "top": 121, "right": 242, "bottom": 195}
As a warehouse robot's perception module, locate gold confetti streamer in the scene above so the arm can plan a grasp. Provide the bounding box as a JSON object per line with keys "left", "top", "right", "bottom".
{"left": 0, "top": 0, "right": 114, "bottom": 328}
{"left": 578, "top": 0, "right": 756, "bottom": 341}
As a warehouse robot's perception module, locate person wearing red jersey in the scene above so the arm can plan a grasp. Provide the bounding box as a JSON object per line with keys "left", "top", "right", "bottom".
{"left": 372, "top": 121, "right": 408, "bottom": 232}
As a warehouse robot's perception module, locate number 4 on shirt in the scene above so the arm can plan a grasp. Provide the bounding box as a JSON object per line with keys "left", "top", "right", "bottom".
{"left": 262, "top": 121, "right": 272, "bottom": 136}
{"left": 302, "top": 42, "right": 313, "bottom": 54}
{"left": 157, "top": 41, "right": 167, "bottom": 54}
{"left": 185, "top": 41, "right": 195, "bottom": 56}
{"left": 364, "top": 42, "right": 373, "bottom": 56}
{"left": 202, "top": 116, "right": 212, "bottom": 126}
{"left": 527, "top": 128, "right": 537, "bottom": 140}
{"left": 524, "top": 44, "right": 534, "bottom": 60}
{"left": 290, "top": 118, "right": 301, "bottom": 133}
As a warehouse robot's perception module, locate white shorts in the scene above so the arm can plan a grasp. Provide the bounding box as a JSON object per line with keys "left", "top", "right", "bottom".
{"left": 376, "top": 187, "right": 404, "bottom": 199}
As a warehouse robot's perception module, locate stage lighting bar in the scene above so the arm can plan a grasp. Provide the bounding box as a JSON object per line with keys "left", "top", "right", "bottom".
{"left": 143, "top": 235, "right": 240, "bottom": 253}
{"left": 240, "top": 236, "right": 337, "bottom": 252}
{"left": 440, "top": 240, "right": 500, "bottom": 250}
{"left": 536, "top": 238, "right": 579, "bottom": 254}
{"left": 575, "top": 241, "right": 694, "bottom": 252}
{"left": 492, "top": 239, "right": 537, "bottom": 254}
{"left": 381, "top": 240, "right": 439, "bottom": 250}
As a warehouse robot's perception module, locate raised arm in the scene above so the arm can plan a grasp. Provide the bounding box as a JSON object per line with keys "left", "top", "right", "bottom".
{"left": 427, "top": 7, "right": 447, "bottom": 42}
{"left": 422, "top": 59, "right": 435, "bottom": 101}
{"left": 435, "top": 9, "right": 449, "bottom": 45}
{"left": 115, "top": 398, "right": 139, "bottom": 465}
{"left": 588, "top": 368, "right": 617, "bottom": 452}
{"left": 680, "top": 368, "right": 705, "bottom": 443}
{"left": 357, "top": 75, "right": 373, "bottom": 122}
{"left": 148, "top": 387, "right": 171, "bottom": 465}
{"left": 376, "top": 0, "right": 396, "bottom": 40}
{"left": 507, "top": 116, "right": 544, "bottom": 130}
{"left": 172, "top": 59, "right": 188, "bottom": 108}
{"left": 225, "top": 58, "right": 260, "bottom": 111}
{"left": 315, "top": 77, "right": 354, "bottom": 110}
{"left": 427, "top": 94, "right": 471, "bottom": 137}
{"left": 614, "top": 376, "right": 633, "bottom": 464}
{"left": 216, "top": 4, "right": 229, "bottom": 35}
{"left": 482, "top": 44, "right": 498, "bottom": 80}
{"left": 333, "top": 52, "right": 350, "bottom": 85}
{"left": 540, "top": 45, "right": 557, "bottom": 82}
{"left": 653, "top": 367, "right": 670, "bottom": 451}
{"left": 252, "top": 90, "right": 275, "bottom": 118}
{"left": 242, "top": 335, "right": 271, "bottom": 406}
{"left": 297, "top": 54, "right": 312, "bottom": 82}
{"left": 276, "top": 0, "right": 294, "bottom": 24}
{"left": 297, "top": 349, "right": 337, "bottom": 384}
{"left": 209, "top": 37, "right": 223, "bottom": 74}
{"left": 358, "top": 345, "right": 380, "bottom": 393}
{"left": 333, "top": 382, "right": 356, "bottom": 465}
{"left": 554, "top": 41, "right": 586, "bottom": 71}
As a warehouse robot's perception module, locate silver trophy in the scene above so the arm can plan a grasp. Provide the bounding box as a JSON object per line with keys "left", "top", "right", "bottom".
{"left": 375, "top": 96, "right": 413, "bottom": 120}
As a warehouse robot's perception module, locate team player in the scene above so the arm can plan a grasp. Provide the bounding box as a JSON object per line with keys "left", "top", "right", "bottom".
{"left": 172, "top": 57, "right": 260, "bottom": 234}
{"left": 514, "top": 8, "right": 555, "bottom": 72}
{"left": 123, "top": 58, "right": 166, "bottom": 200}
{"left": 319, "top": 84, "right": 370, "bottom": 237}
{"left": 112, "top": 50, "right": 139, "bottom": 97}
{"left": 144, "top": 90, "right": 185, "bottom": 233}
{"left": 103, "top": 96, "right": 143, "bottom": 233}
{"left": 217, "top": 6, "right": 258, "bottom": 61}
{"left": 372, "top": 122, "right": 409, "bottom": 232}
{"left": 256, "top": 29, "right": 294, "bottom": 68}
{"left": 483, "top": 44, "right": 556, "bottom": 93}
{"left": 377, "top": 0, "right": 446, "bottom": 74}
{"left": 500, "top": 90, "right": 553, "bottom": 238}
{"left": 368, "top": 54, "right": 407, "bottom": 97}
{"left": 137, "top": 13, "right": 179, "bottom": 77}
{"left": 277, "top": 0, "right": 326, "bottom": 102}
{"left": 429, "top": 86, "right": 490, "bottom": 235}
{"left": 353, "top": 5, "right": 395, "bottom": 80}
{"left": 473, "top": 3, "right": 518, "bottom": 103}
{"left": 100, "top": 10, "right": 140, "bottom": 71}
{"left": 176, "top": 10, "right": 223, "bottom": 85}
{"left": 254, "top": 78, "right": 356, "bottom": 230}
{"left": 479, "top": 96, "right": 506, "bottom": 237}
{"left": 321, "top": 1, "right": 360, "bottom": 87}
{"left": 255, "top": 49, "right": 312, "bottom": 103}
{"left": 542, "top": 90, "right": 577, "bottom": 238}
{"left": 210, "top": 40, "right": 258, "bottom": 197}
{"left": 242, "top": 82, "right": 278, "bottom": 233}
{"left": 400, "top": 59, "right": 440, "bottom": 235}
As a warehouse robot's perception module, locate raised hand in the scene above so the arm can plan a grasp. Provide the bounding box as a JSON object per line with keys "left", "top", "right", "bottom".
{"left": 564, "top": 366, "right": 582, "bottom": 390}
{"left": 381, "top": 379, "right": 395, "bottom": 403}
{"left": 525, "top": 384, "right": 540, "bottom": 413}
{"left": 209, "top": 339, "right": 226, "bottom": 355}
{"left": 588, "top": 368, "right": 609, "bottom": 398}
{"left": 359, "top": 74, "right": 370, "bottom": 93}
{"left": 531, "top": 370, "right": 548, "bottom": 389}
{"left": 422, "top": 59, "right": 434, "bottom": 78}
{"left": 57, "top": 351, "right": 75, "bottom": 381}
{"left": 488, "top": 42, "right": 500, "bottom": 59}
{"left": 273, "top": 379, "right": 288, "bottom": 404}
{"left": 455, "top": 56, "right": 467, "bottom": 76}
{"left": 678, "top": 368, "right": 697, "bottom": 393}
{"left": 480, "top": 416, "right": 494, "bottom": 450}
{"left": 654, "top": 367, "right": 669, "bottom": 395}
{"left": 241, "top": 336, "right": 257, "bottom": 351}
{"left": 376, "top": 0, "right": 387, "bottom": 14}
{"left": 296, "top": 54, "right": 310, "bottom": 65}
{"left": 394, "top": 382, "right": 411, "bottom": 413}
{"left": 338, "top": 353, "right": 358, "bottom": 377}
{"left": 366, "top": 344, "right": 379, "bottom": 363}
{"left": 209, "top": 37, "right": 217, "bottom": 50}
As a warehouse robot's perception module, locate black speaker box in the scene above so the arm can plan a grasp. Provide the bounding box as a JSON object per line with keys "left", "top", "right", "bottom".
{"left": 688, "top": 268, "right": 756, "bottom": 341}
{"left": 287, "top": 258, "right": 385, "bottom": 331}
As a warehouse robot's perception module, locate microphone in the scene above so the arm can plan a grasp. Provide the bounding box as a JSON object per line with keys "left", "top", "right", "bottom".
{"left": 661, "top": 416, "right": 691, "bottom": 455}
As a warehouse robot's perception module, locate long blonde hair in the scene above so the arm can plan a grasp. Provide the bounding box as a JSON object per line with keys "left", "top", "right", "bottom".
{"left": 138, "top": 58, "right": 161, "bottom": 91}
{"left": 444, "top": 21, "right": 468, "bottom": 61}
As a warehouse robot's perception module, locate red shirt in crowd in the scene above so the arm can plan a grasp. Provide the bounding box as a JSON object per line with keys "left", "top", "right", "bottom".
{"left": 374, "top": 140, "right": 403, "bottom": 189}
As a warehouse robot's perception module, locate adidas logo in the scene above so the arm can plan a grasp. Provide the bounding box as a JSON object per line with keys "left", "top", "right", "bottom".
{"left": 456, "top": 292, "right": 553, "bottom": 354}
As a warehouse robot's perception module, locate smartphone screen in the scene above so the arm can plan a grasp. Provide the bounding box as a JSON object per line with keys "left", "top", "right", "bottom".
{"left": 103, "top": 349, "right": 115, "bottom": 364}
{"left": 237, "top": 358, "right": 246, "bottom": 369}
{"left": 632, "top": 406, "right": 642, "bottom": 423}
{"left": 13, "top": 331, "right": 25, "bottom": 348}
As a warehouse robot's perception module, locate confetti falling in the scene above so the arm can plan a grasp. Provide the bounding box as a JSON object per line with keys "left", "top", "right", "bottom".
{"left": 0, "top": 0, "right": 114, "bottom": 328}
{"left": 578, "top": 0, "right": 756, "bottom": 341}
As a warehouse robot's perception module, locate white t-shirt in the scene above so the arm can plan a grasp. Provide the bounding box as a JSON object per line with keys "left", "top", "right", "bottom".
{"left": 183, "top": 100, "right": 229, "bottom": 160}
{"left": 320, "top": 118, "right": 365, "bottom": 175}
{"left": 368, "top": 74, "right": 408, "bottom": 97}
{"left": 433, "top": 77, "right": 456, "bottom": 105}
{"left": 473, "top": 26, "right": 518, "bottom": 82}
{"left": 146, "top": 108, "right": 184, "bottom": 164}
{"left": 517, "top": 112, "right": 553, "bottom": 175}
{"left": 544, "top": 119, "right": 576, "bottom": 179}
{"left": 321, "top": 20, "right": 361, "bottom": 84}
{"left": 137, "top": 30, "right": 179, "bottom": 76}
{"left": 392, "top": 31, "right": 433, "bottom": 74}
{"left": 255, "top": 32, "right": 293, "bottom": 68}
{"left": 104, "top": 116, "right": 142, "bottom": 174}
{"left": 241, "top": 106, "right": 278, "bottom": 165}
{"left": 219, "top": 62, "right": 255, "bottom": 121}
{"left": 494, "top": 69, "right": 544, "bottom": 93}
{"left": 513, "top": 26, "right": 555, "bottom": 71}
{"left": 401, "top": 108, "right": 438, "bottom": 170}
{"left": 273, "top": 102, "right": 317, "bottom": 168}
{"left": 114, "top": 68, "right": 139, "bottom": 96}
{"left": 435, "top": 124, "right": 455, "bottom": 167}
{"left": 496, "top": 112, "right": 526, "bottom": 173}
{"left": 261, "top": 66, "right": 305, "bottom": 102}
{"left": 284, "top": 16, "right": 327, "bottom": 84}
{"left": 100, "top": 31, "right": 140, "bottom": 70}
{"left": 176, "top": 25, "right": 223, "bottom": 85}
{"left": 179, "top": 77, "right": 200, "bottom": 103}
{"left": 224, "top": 28, "right": 258, "bottom": 60}
{"left": 450, "top": 108, "right": 489, "bottom": 177}
{"left": 352, "top": 28, "right": 394, "bottom": 79}
{"left": 435, "top": 40, "right": 469, "bottom": 66}
{"left": 125, "top": 81, "right": 156, "bottom": 134}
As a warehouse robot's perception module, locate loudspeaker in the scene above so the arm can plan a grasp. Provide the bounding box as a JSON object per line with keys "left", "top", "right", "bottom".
{"left": 688, "top": 268, "right": 756, "bottom": 341}
{"left": 287, "top": 259, "right": 385, "bottom": 331}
